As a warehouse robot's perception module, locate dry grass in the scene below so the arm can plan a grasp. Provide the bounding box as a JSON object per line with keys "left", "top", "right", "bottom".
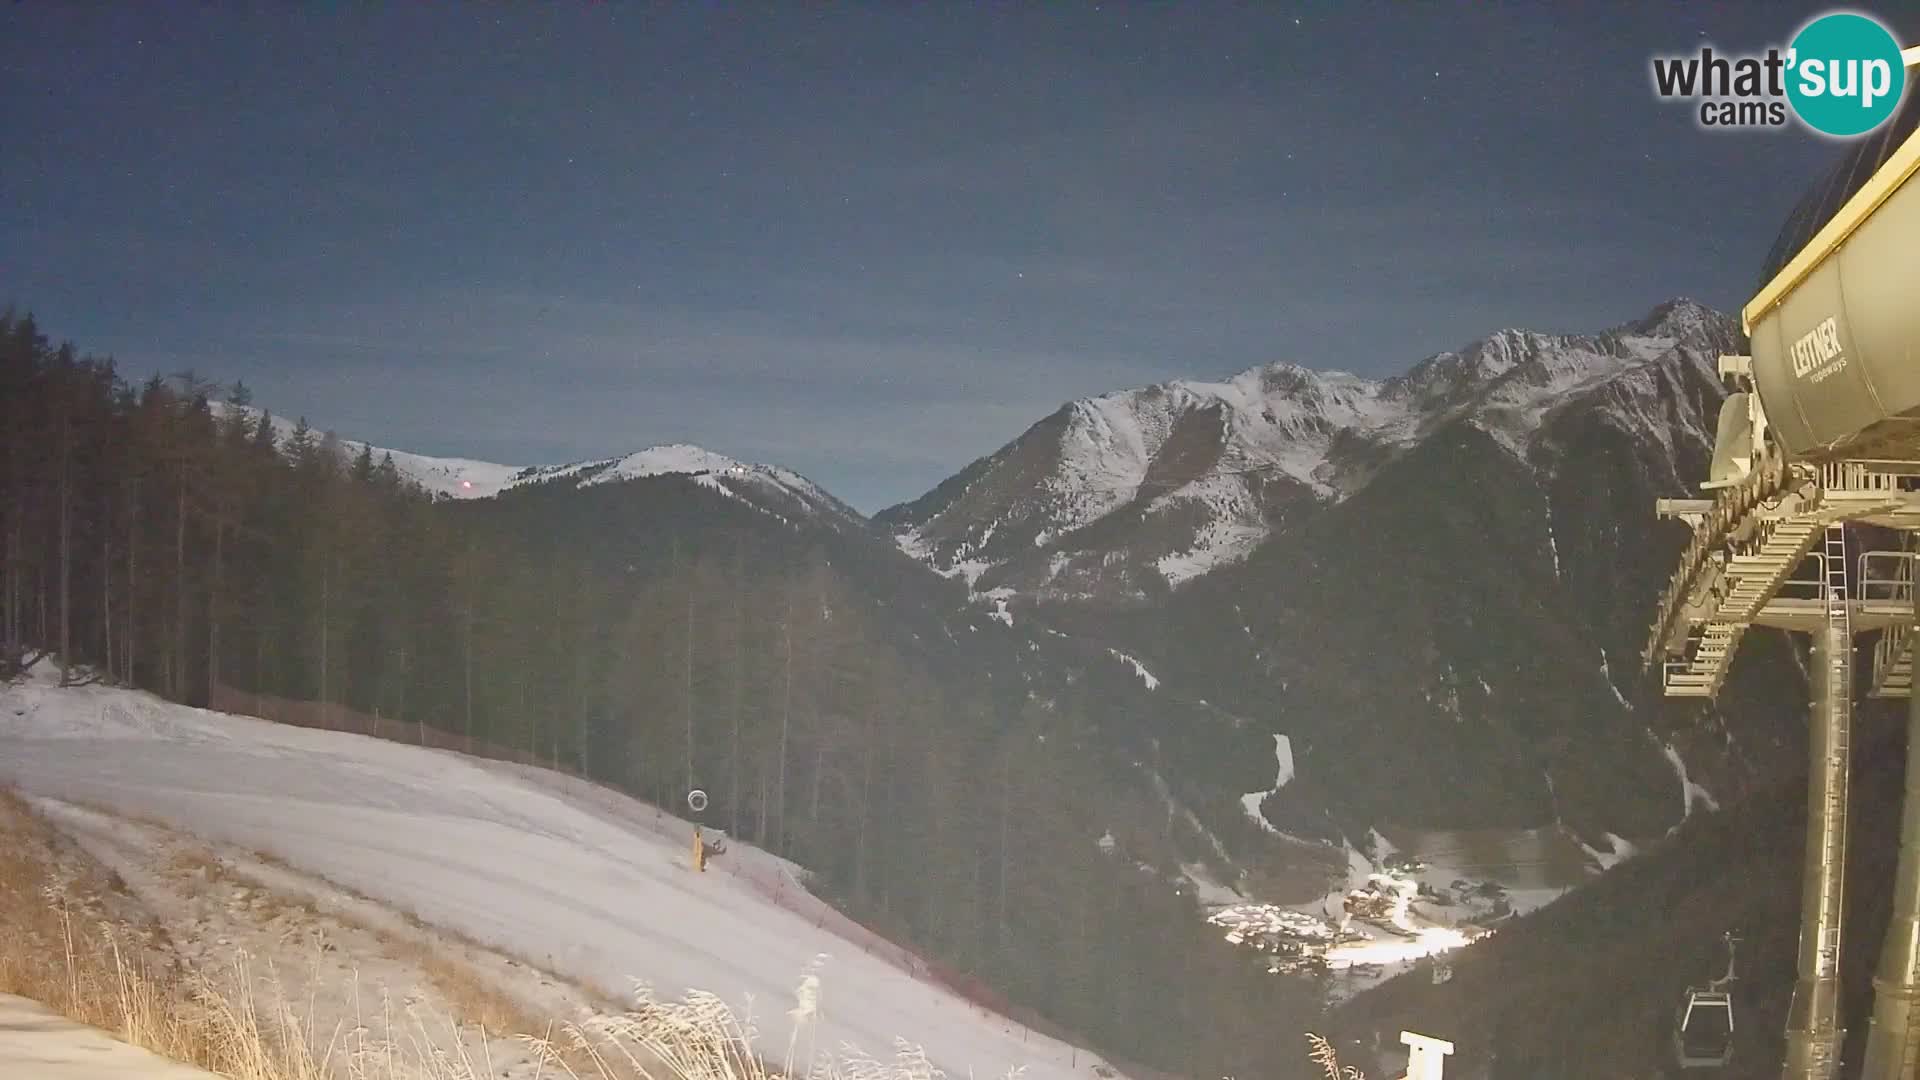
{"left": 1304, "top": 1033, "right": 1366, "bottom": 1080}
{"left": 170, "top": 829, "right": 621, "bottom": 1035}
{"left": 0, "top": 788, "right": 222, "bottom": 1067}
{"left": 0, "top": 788, "right": 963, "bottom": 1080}
{"left": 181, "top": 845, "right": 564, "bottom": 1040}
{"left": 378, "top": 933, "right": 544, "bottom": 1040}
{"left": 170, "top": 846, "right": 227, "bottom": 878}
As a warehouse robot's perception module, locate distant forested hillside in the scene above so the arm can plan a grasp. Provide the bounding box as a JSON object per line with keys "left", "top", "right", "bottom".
{"left": 0, "top": 309, "right": 1323, "bottom": 1080}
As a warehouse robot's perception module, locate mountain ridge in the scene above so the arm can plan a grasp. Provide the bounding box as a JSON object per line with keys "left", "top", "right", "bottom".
{"left": 878, "top": 297, "right": 1730, "bottom": 602}
{"left": 216, "top": 404, "right": 863, "bottom": 530}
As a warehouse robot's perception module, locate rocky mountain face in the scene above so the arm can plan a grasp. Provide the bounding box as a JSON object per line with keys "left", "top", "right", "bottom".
{"left": 885, "top": 299, "right": 1813, "bottom": 867}
{"left": 879, "top": 299, "right": 1732, "bottom": 603}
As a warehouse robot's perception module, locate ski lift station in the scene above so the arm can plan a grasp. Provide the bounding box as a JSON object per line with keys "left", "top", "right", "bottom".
{"left": 1645, "top": 61, "right": 1920, "bottom": 1080}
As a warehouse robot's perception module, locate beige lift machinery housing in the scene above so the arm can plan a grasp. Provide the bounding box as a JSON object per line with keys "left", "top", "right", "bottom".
{"left": 1646, "top": 56, "right": 1919, "bottom": 1080}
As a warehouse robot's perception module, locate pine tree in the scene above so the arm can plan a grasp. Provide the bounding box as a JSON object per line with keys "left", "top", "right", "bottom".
{"left": 286, "top": 417, "right": 316, "bottom": 470}
{"left": 251, "top": 411, "right": 278, "bottom": 458}
{"left": 374, "top": 452, "right": 402, "bottom": 493}
{"left": 351, "top": 443, "right": 375, "bottom": 486}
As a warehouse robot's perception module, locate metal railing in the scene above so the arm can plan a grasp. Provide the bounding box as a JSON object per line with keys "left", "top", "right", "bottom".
{"left": 1869, "top": 541, "right": 1918, "bottom": 698}
{"left": 1822, "top": 461, "right": 1906, "bottom": 495}
{"left": 1778, "top": 554, "right": 1832, "bottom": 601}
{"left": 1859, "top": 551, "right": 1917, "bottom": 604}
{"left": 1644, "top": 452, "right": 1798, "bottom": 665}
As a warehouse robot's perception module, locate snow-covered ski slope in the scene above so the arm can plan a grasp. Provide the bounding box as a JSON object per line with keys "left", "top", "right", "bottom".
{"left": 0, "top": 994, "right": 219, "bottom": 1079}
{"left": 0, "top": 667, "right": 1119, "bottom": 1080}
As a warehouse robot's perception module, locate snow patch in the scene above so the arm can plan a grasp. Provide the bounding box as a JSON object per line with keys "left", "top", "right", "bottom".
{"left": 1579, "top": 832, "right": 1638, "bottom": 871}
{"left": 1237, "top": 734, "right": 1296, "bottom": 835}
{"left": 1107, "top": 649, "right": 1160, "bottom": 690}
{"left": 1343, "top": 840, "right": 1376, "bottom": 892}
{"left": 1365, "top": 828, "right": 1395, "bottom": 860}
{"left": 1146, "top": 770, "right": 1236, "bottom": 871}
{"left": 1544, "top": 501, "right": 1562, "bottom": 579}
{"left": 1178, "top": 863, "right": 1245, "bottom": 907}
{"left": 1662, "top": 742, "right": 1720, "bottom": 820}
{"left": 1156, "top": 521, "right": 1267, "bottom": 586}
{"left": 1601, "top": 649, "right": 1633, "bottom": 710}
{"left": 1270, "top": 734, "right": 1296, "bottom": 788}
{"left": 1238, "top": 792, "right": 1276, "bottom": 834}
{"left": 987, "top": 595, "right": 1014, "bottom": 627}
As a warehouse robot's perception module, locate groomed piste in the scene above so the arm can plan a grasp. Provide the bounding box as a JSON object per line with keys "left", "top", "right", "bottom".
{"left": 0, "top": 663, "right": 1121, "bottom": 1080}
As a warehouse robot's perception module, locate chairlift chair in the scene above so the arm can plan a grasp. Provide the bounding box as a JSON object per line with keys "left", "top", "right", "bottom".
{"left": 1673, "top": 933, "right": 1738, "bottom": 1069}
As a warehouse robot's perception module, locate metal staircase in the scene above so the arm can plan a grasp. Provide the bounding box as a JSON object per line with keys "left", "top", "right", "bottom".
{"left": 1663, "top": 517, "right": 1829, "bottom": 698}
{"left": 1645, "top": 453, "right": 1794, "bottom": 666}
{"left": 1666, "top": 623, "right": 1745, "bottom": 698}
{"left": 1718, "top": 518, "right": 1828, "bottom": 622}
{"left": 1873, "top": 629, "right": 1914, "bottom": 699}
{"left": 1656, "top": 464, "right": 1914, "bottom": 699}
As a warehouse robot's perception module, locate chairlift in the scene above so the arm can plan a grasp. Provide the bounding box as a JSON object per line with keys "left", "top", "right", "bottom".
{"left": 1673, "top": 933, "right": 1738, "bottom": 1069}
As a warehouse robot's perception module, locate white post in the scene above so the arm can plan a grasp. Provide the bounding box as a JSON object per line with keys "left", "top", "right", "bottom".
{"left": 1400, "top": 1031, "right": 1454, "bottom": 1080}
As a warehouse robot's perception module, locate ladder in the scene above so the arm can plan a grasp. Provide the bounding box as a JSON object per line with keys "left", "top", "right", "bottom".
{"left": 1827, "top": 524, "right": 1850, "bottom": 643}
{"left": 1824, "top": 526, "right": 1851, "bottom": 776}
{"left": 1795, "top": 521, "right": 1852, "bottom": 1080}
{"left": 1820, "top": 522, "right": 1851, "bottom": 989}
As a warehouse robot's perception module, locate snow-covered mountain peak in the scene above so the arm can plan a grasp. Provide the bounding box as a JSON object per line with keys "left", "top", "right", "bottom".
{"left": 883, "top": 299, "right": 1737, "bottom": 598}
{"left": 209, "top": 405, "right": 851, "bottom": 526}
{"left": 509, "top": 443, "right": 855, "bottom": 524}
{"left": 1625, "top": 296, "right": 1722, "bottom": 342}
{"left": 519, "top": 442, "right": 803, "bottom": 493}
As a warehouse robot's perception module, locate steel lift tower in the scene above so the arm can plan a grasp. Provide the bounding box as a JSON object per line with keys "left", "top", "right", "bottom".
{"left": 1645, "top": 80, "right": 1920, "bottom": 1080}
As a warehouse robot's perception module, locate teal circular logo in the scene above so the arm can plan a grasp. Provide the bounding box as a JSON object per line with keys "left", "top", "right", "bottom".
{"left": 1786, "top": 12, "right": 1907, "bottom": 137}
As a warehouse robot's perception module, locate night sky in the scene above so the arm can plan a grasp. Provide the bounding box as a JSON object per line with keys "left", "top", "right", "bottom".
{"left": 4, "top": 3, "right": 1914, "bottom": 511}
